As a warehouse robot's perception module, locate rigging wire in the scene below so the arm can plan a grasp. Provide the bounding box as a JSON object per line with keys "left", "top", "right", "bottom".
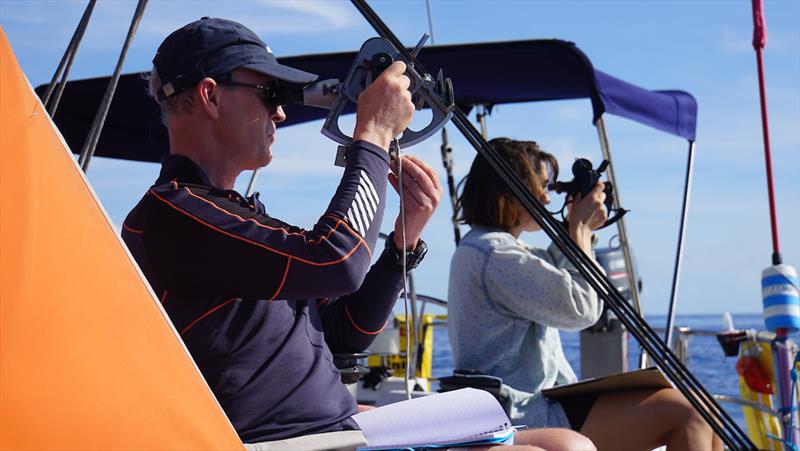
{"left": 348, "top": 0, "right": 755, "bottom": 448}
{"left": 78, "top": 0, "right": 148, "bottom": 172}
{"left": 425, "top": 0, "right": 436, "bottom": 45}
{"left": 391, "top": 141, "right": 413, "bottom": 401}
{"left": 426, "top": 0, "right": 462, "bottom": 246}
{"left": 42, "top": 0, "right": 97, "bottom": 117}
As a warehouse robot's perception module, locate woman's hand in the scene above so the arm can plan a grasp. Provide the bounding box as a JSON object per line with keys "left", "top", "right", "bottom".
{"left": 388, "top": 154, "right": 442, "bottom": 251}
{"left": 566, "top": 182, "right": 607, "bottom": 252}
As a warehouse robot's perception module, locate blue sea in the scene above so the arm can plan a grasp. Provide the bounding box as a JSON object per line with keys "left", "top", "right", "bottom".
{"left": 429, "top": 313, "right": 799, "bottom": 432}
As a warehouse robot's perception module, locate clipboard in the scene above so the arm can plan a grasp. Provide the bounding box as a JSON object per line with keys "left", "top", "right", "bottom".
{"left": 542, "top": 367, "right": 673, "bottom": 400}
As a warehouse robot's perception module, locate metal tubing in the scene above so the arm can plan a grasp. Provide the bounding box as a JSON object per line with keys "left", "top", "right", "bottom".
{"left": 78, "top": 0, "right": 148, "bottom": 172}
{"left": 754, "top": 47, "right": 782, "bottom": 265}
{"left": 664, "top": 141, "right": 696, "bottom": 348}
{"left": 477, "top": 107, "right": 488, "bottom": 138}
{"left": 349, "top": 1, "right": 753, "bottom": 447}
{"left": 596, "top": 116, "right": 647, "bottom": 368}
{"left": 713, "top": 394, "right": 780, "bottom": 416}
{"left": 772, "top": 330, "right": 800, "bottom": 445}
{"left": 439, "top": 127, "right": 461, "bottom": 244}
{"left": 595, "top": 117, "right": 643, "bottom": 316}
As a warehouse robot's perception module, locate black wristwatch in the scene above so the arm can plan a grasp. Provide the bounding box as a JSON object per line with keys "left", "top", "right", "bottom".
{"left": 383, "top": 231, "right": 428, "bottom": 271}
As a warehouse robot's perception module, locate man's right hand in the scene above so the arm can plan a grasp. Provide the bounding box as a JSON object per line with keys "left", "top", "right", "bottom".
{"left": 353, "top": 61, "right": 414, "bottom": 150}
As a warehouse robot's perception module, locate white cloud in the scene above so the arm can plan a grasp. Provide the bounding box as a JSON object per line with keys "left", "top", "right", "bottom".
{"left": 718, "top": 28, "right": 751, "bottom": 54}
{"left": 137, "top": 0, "right": 360, "bottom": 40}
{"left": 554, "top": 104, "right": 586, "bottom": 122}
{"left": 719, "top": 27, "right": 800, "bottom": 54}
{"left": 272, "top": 0, "right": 358, "bottom": 29}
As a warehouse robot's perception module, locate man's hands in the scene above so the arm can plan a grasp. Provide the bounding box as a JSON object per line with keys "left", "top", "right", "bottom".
{"left": 388, "top": 155, "right": 442, "bottom": 251}
{"left": 351, "top": 61, "right": 438, "bottom": 250}
{"left": 567, "top": 182, "right": 608, "bottom": 253}
{"left": 353, "top": 61, "right": 415, "bottom": 150}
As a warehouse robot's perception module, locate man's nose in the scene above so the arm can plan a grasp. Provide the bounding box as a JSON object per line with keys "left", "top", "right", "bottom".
{"left": 272, "top": 105, "right": 286, "bottom": 123}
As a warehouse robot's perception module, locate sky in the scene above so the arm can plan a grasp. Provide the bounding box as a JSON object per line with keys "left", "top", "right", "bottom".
{"left": 1, "top": 0, "right": 798, "bottom": 319}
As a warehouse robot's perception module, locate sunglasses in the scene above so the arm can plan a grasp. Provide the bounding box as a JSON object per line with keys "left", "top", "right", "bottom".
{"left": 218, "top": 76, "right": 302, "bottom": 109}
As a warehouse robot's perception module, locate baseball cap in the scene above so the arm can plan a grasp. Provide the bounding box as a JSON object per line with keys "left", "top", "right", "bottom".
{"left": 153, "top": 17, "right": 318, "bottom": 101}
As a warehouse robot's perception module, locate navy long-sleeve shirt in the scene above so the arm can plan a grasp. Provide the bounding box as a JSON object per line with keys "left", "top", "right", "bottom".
{"left": 121, "top": 141, "right": 404, "bottom": 442}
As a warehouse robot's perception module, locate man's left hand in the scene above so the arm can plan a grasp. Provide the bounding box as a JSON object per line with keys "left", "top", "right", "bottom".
{"left": 388, "top": 155, "right": 442, "bottom": 251}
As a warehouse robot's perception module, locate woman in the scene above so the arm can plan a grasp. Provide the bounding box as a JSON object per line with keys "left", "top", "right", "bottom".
{"left": 448, "top": 138, "right": 721, "bottom": 451}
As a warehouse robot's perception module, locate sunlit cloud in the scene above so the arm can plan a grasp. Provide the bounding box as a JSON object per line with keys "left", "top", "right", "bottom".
{"left": 719, "top": 27, "right": 800, "bottom": 54}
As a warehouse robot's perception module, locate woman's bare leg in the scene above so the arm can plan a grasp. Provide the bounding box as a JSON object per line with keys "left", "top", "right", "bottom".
{"left": 470, "top": 428, "right": 595, "bottom": 451}
{"left": 578, "top": 388, "right": 719, "bottom": 451}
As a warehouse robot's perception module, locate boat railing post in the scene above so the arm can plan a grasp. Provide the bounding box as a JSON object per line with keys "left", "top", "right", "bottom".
{"left": 675, "top": 326, "right": 692, "bottom": 364}
{"left": 664, "top": 140, "right": 696, "bottom": 349}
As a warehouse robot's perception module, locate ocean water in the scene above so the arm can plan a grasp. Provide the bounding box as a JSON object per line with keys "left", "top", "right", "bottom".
{"left": 429, "top": 313, "right": 799, "bottom": 432}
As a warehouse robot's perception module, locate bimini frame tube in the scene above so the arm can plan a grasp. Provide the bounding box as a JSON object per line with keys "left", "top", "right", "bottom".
{"left": 664, "top": 140, "right": 696, "bottom": 348}
{"left": 594, "top": 117, "right": 643, "bottom": 316}
{"left": 595, "top": 116, "right": 647, "bottom": 369}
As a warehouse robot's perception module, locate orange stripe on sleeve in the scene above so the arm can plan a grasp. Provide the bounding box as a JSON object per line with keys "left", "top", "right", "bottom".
{"left": 149, "top": 190, "right": 364, "bottom": 267}
{"left": 332, "top": 215, "right": 372, "bottom": 257}
{"left": 160, "top": 290, "right": 169, "bottom": 304}
{"left": 183, "top": 187, "right": 368, "bottom": 251}
{"left": 344, "top": 305, "right": 387, "bottom": 335}
{"left": 181, "top": 298, "right": 239, "bottom": 335}
{"left": 122, "top": 223, "right": 144, "bottom": 234}
{"left": 269, "top": 259, "right": 291, "bottom": 301}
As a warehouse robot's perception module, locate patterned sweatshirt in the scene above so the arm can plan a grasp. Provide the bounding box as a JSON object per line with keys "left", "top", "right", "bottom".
{"left": 447, "top": 225, "right": 603, "bottom": 428}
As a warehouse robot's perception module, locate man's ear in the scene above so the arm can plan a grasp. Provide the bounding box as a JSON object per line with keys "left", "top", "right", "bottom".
{"left": 197, "top": 77, "right": 221, "bottom": 120}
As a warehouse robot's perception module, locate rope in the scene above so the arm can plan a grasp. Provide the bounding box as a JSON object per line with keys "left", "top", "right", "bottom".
{"left": 390, "top": 140, "right": 412, "bottom": 401}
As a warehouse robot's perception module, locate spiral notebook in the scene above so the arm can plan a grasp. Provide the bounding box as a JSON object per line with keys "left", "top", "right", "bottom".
{"left": 352, "top": 388, "right": 516, "bottom": 450}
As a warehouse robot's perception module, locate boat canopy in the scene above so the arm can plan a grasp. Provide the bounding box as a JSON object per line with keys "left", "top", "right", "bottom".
{"left": 39, "top": 39, "right": 697, "bottom": 163}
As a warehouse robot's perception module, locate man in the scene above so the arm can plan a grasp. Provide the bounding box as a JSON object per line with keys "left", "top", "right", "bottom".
{"left": 123, "top": 17, "right": 593, "bottom": 451}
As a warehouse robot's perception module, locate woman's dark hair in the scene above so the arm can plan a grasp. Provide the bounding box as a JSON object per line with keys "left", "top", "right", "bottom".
{"left": 456, "top": 138, "right": 558, "bottom": 230}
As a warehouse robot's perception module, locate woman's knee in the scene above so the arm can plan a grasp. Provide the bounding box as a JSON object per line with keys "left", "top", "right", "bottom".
{"left": 657, "top": 388, "right": 714, "bottom": 436}
{"left": 517, "top": 428, "right": 596, "bottom": 451}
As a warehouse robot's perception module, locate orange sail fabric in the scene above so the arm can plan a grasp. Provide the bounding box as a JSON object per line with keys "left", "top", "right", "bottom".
{"left": 0, "top": 28, "right": 243, "bottom": 450}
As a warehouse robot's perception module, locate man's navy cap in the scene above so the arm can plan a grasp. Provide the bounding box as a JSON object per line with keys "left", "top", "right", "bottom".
{"left": 153, "top": 17, "right": 317, "bottom": 101}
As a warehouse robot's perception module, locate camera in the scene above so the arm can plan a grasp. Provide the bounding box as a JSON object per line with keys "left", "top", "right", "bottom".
{"left": 547, "top": 158, "right": 626, "bottom": 230}
{"left": 548, "top": 158, "right": 608, "bottom": 198}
